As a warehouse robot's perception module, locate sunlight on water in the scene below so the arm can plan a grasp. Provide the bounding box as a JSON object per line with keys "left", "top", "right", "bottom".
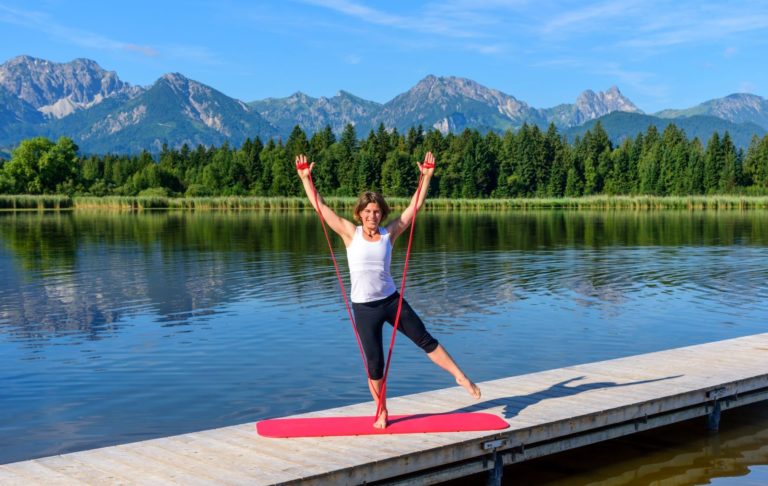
{"left": 1, "top": 210, "right": 767, "bottom": 485}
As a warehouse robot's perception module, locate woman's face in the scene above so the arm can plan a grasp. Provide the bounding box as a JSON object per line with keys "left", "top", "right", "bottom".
{"left": 360, "top": 202, "right": 382, "bottom": 229}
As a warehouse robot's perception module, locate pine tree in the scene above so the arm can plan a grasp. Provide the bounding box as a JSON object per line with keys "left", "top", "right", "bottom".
{"left": 309, "top": 126, "right": 338, "bottom": 196}
{"left": 439, "top": 133, "right": 464, "bottom": 198}
{"left": 266, "top": 140, "right": 291, "bottom": 196}
{"left": 336, "top": 124, "right": 358, "bottom": 196}
{"left": 743, "top": 135, "right": 768, "bottom": 189}
{"left": 703, "top": 132, "right": 723, "bottom": 193}
{"left": 687, "top": 138, "right": 705, "bottom": 194}
{"left": 583, "top": 156, "right": 599, "bottom": 195}
{"left": 285, "top": 125, "right": 309, "bottom": 159}
{"left": 659, "top": 125, "right": 688, "bottom": 195}
{"left": 356, "top": 133, "right": 379, "bottom": 193}
{"left": 241, "top": 137, "right": 264, "bottom": 194}
{"left": 719, "top": 132, "right": 741, "bottom": 192}
{"left": 494, "top": 130, "right": 517, "bottom": 197}
{"left": 381, "top": 144, "right": 411, "bottom": 197}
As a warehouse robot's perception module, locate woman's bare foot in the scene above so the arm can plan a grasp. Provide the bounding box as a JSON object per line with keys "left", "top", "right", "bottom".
{"left": 373, "top": 408, "right": 388, "bottom": 429}
{"left": 457, "top": 376, "right": 481, "bottom": 399}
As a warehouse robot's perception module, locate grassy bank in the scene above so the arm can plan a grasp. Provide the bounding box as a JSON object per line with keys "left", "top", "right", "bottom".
{"left": 0, "top": 195, "right": 73, "bottom": 210}
{"left": 2, "top": 195, "right": 768, "bottom": 211}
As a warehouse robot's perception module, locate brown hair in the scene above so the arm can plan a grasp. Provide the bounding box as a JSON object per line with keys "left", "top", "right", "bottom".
{"left": 352, "top": 191, "right": 391, "bottom": 222}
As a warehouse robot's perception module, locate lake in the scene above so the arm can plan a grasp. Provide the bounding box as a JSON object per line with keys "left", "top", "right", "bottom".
{"left": 1, "top": 209, "right": 767, "bottom": 484}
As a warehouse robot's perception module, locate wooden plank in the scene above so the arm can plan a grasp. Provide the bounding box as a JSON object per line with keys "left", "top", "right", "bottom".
{"left": 23, "top": 455, "right": 133, "bottom": 486}
{"left": 0, "top": 465, "right": 44, "bottom": 486}
{"left": 121, "top": 439, "right": 276, "bottom": 484}
{"left": 4, "top": 333, "right": 768, "bottom": 485}
{"left": 0, "top": 460, "right": 90, "bottom": 485}
{"left": 81, "top": 445, "right": 216, "bottom": 485}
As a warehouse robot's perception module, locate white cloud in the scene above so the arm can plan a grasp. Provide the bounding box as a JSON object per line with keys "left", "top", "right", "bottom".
{"left": 0, "top": 4, "right": 222, "bottom": 64}
{"left": 294, "top": 0, "right": 524, "bottom": 57}
{"left": 161, "top": 45, "right": 221, "bottom": 65}
{"left": 535, "top": 1, "right": 768, "bottom": 58}
{"left": 298, "top": 0, "right": 489, "bottom": 39}
{"left": 541, "top": 0, "right": 645, "bottom": 34}
{"left": 535, "top": 57, "right": 666, "bottom": 104}
{"left": 620, "top": 11, "right": 768, "bottom": 50}
{"left": 0, "top": 3, "right": 158, "bottom": 57}
{"left": 343, "top": 53, "right": 362, "bottom": 64}
{"left": 739, "top": 81, "right": 757, "bottom": 93}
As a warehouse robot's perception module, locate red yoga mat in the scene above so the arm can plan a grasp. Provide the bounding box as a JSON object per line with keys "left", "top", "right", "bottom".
{"left": 256, "top": 412, "right": 509, "bottom": 438}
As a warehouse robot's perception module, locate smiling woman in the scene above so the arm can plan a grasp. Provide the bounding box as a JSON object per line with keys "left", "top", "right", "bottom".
{"left": 295, "top": 151, "right": 481, "bottom": 429}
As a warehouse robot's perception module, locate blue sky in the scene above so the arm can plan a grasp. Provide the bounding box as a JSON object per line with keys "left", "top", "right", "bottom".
{"left": 1, "top": 0, "right": 767, "bottom": 113}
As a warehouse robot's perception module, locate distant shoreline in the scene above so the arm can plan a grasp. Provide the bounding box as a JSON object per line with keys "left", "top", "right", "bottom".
{"left": 3, "top": 195, "right": 768, "bottom": 211}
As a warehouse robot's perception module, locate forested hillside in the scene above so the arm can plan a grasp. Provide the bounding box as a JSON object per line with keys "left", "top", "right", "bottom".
{"left": 1, "top": 122, "right": 767, "bottom": 198}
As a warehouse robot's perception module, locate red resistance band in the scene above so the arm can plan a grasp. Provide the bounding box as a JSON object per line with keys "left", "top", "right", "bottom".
{"left": 301, "top": 160, "right": 429, "bottom": 420}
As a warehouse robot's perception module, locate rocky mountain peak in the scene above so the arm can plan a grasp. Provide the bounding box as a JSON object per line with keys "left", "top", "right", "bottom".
{"left": 0, "top": 55, "right": 140, "bottom": 118}
{"left": 378, "top": 75, "right": 540, "bottom": 134}
{"left": 285, "top": 91, "right": 315, "bottom": 104}
{"left": 570, "top": 86, "right": 642, "bottom": 125}
{"left": 2, "top": 54, "right": 767, "bottom": 153}
{"left": 392, "top": 75, "right": 527, "bottom": 111}
{"left": 409, "top": 75, "right": 502, "bottom": 101}
{"left": 160, "top": 72, "right": 191, "bottom": 89}
{"left": 576, "top": 86, "right": 640, "bottom": 114}
{"left": 704, "top": 93, "right": 768, "bottom": 128}
{"left": 336, "top": 89, "right": 360, "bottom": 99}
{"left": 654, "top": 93, "right": 768, "bottom": 130}
{"left": 714, "top": 93, "right": 765, "bottom": 112}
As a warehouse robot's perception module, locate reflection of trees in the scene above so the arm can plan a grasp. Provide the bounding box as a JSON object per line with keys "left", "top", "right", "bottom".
{"left": 1, "top": 210, "right": 767, "bottom": 342}
{"left": 0, "top": 211, "right": 333, "bottom": 341}
{"left": 0, "top": 212, "right": 77, "bottom": 272}
{"left": 506, "top": 404, "right": 768, "bottom": 485}
{"left": 406, "top": 210, "right": 768, "bottom": 315}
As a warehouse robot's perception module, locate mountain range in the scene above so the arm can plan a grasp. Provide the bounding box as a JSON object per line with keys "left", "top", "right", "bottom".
{"left": 1, "top": 55, "right": 767, "bottom": 155}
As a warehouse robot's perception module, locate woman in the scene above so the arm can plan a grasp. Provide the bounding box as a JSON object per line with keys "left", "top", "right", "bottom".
{"left": 296, "top": 151, "right": 481, "bottom": 429}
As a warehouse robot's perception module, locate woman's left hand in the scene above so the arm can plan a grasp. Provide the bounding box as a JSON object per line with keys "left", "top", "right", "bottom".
{"left": 418, "top": 151, "right": 436, "bottom": 176}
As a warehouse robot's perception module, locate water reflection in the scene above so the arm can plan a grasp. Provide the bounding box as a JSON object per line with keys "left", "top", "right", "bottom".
{"left": 1, "top": 210, "right": 767, "bottom": 468}
{"left": 2, "top": 210, "right": 767, "bottom": 343}
{"left": 474, "top": 402, "right": 768, "bottom": 486}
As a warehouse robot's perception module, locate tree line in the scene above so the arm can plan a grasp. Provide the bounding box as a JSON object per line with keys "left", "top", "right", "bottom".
{"left": 1, "top": 122, "right": 768, "bottom": 198}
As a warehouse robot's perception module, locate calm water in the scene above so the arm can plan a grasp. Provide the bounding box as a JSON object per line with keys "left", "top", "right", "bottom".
{"left": 1, "top": 210, "right": 768, "bottom": 483}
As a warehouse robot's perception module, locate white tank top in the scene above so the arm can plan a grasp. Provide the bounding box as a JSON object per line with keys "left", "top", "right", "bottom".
{"left": 346, "top": 226, "right": 397, "bottom": 303}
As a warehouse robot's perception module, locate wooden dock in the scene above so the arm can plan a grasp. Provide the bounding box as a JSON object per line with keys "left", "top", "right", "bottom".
{"left": 2, "top": 333, "right": 768, "bottom": 485}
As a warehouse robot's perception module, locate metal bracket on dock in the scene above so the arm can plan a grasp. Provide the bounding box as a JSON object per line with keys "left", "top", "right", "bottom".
{"left": 482, "top": 439, "right": 509, "bottom": 451}
{"left": 707, "top": 387, "right": 727, "bottom": 400}
{"left": 482, "top": 439, "right": 509, "bottom": 486}
{"left": 633, "top": 414, "right": 649, "bottom": 431}
{"left": 480, "top": 439, "right": 526, "bottom": 486}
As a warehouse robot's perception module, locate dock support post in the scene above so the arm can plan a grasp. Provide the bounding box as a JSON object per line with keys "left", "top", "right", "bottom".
{"left": 485, "top": 450, "right": 503, "bottom": 486}
{"left": 482, "top": 439, "right": 508, "bottom": 486}
{"left": 706, "top": 387, "right": 726, "bottom": 432}
{"left": 707, "top": 399, "right": 721, "bottom": 431}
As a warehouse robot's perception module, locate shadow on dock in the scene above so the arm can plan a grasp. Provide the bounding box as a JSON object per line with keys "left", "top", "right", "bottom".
{"left": 452, "top": 374, "right": 683, "bottom": 419}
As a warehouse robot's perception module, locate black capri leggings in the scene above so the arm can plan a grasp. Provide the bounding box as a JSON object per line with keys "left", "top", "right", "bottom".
{"left": 351, "top": 292, "right": 439, "bottom": 380}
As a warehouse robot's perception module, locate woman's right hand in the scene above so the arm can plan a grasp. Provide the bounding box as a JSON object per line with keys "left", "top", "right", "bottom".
{"left": 295, "top": 154, "right": 314, "bottom": 180}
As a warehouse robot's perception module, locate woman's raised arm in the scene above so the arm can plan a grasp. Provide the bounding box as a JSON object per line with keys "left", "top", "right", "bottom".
{"left": 386, "top": 151, "right": 435, "bottom": 243}
{"left": 296, "top": 155, "right": 356, "bottom": 246}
